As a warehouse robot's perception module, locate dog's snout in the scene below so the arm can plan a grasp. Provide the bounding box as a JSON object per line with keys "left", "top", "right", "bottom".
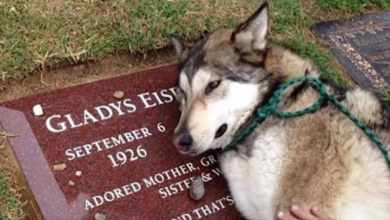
{"left": 178, "top": 133, "right": 193, "bottom": 151}
{"left": 173, "top": 128, "right": 194, "bottom": 153}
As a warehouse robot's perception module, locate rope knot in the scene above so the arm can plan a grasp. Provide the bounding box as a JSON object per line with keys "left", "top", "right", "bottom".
{"left": 256, "top": 107, "right": 272, "bottom": 118}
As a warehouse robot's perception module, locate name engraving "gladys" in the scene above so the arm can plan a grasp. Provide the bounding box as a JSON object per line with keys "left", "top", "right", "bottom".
{"left": 45, "top": 87, "right": 177, "bottom": 133}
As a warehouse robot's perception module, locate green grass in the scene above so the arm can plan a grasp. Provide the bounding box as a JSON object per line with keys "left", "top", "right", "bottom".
{"left": 0, "top": 0, "right": 344, "bottom": 86}
{"left": 1, "top": 0, "right": 389, "bottom": 86}
{"left": 268, "top": 0, "right": 349, "bottom": 87}
{"left": 0, "top": 0, "right": 257, "bottom": 82}
{"left": 376, "top": 89, "right": 390, "bottom": 103}
{"left": 316, "top": 0, "right": 390, "bottom": 12}
{"left": 0, "top": 169, "right": 25, "bottom": 220}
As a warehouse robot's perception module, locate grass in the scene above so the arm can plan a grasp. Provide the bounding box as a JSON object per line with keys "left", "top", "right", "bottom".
{"left": 269, "top": 0, "right": 349, "bottom": 86}
{"left": 0, "top": 0, "right": 256, "bottom": 82}
{"left": 316, "top": 0, "right": 390, "bottom": 12}
{"left": 0, "top": 169, "right": 25, "bottom": 220}
{"left": 0, "top": 132, "right": 25, "bottom": 220}
{"left": 1, "top": 0, "right": 389, "bottom": 86}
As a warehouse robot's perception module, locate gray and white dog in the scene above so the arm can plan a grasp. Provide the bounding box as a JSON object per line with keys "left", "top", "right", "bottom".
{"left": 171, "top": 2, "right": 390, "bottom": 220}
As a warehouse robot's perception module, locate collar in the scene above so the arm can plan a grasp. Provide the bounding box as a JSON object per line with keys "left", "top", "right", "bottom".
{"left": 221, "top": 76, "right": 327, "bottom": 153}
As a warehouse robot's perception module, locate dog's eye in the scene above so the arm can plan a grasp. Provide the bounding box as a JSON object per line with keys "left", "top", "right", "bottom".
{"left": 205, "top": 80, "right": 221, "bottom": 95}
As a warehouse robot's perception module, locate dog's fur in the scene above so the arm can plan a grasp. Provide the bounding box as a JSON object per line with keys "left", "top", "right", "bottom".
{"left": 171, "top": 2, "right": 390, "bottom": 220}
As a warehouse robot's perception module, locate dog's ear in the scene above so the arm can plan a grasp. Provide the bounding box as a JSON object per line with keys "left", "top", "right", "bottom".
{"left": 232, "top": 2, "right": 269, "bottom": 53}
{"left": 171, "top": 36, "right": 186, "bottom": 56}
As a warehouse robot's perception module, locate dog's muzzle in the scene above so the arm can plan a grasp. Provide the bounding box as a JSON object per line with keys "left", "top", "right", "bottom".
{"left": 173, "top": 132, "right": 193, "bottom": 153}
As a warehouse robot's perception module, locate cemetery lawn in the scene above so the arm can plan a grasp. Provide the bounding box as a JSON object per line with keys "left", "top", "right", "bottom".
{"left": 316, "top": 0, "right": 390, "bottom": 12}
{"left": 1, "top": 0, "right": 389, "bottom": 87}
{"left": 1, "top": 0, "right": 256, "bottom": 82}
{"left": 0, "top": 169, "right": 25, "bottom": 220}
{"left": 0, "top": 0, "right": 390, "bottom": 219}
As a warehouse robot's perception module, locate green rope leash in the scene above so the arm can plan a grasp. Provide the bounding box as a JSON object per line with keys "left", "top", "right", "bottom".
{"left": 223, "top": 76, "right": 390, "bottom": 170}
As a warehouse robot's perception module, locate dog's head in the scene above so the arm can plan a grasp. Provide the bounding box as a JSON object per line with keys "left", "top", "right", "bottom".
{"left": 171, "top": 2, "right": 277, "bottom": 155}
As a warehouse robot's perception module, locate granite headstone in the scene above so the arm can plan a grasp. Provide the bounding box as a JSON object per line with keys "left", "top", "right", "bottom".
{"left": 0, "top": 64, "right": 244, "bottom": 220}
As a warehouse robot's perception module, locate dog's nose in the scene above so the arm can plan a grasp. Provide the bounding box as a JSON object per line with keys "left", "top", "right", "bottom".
{"left": 178, "top": 133, "right": 193, "bottom": 151}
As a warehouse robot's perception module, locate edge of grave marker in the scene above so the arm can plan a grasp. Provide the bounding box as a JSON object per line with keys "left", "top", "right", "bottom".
{"left": 0, "top": 106, "right": 88, "bottom": 220}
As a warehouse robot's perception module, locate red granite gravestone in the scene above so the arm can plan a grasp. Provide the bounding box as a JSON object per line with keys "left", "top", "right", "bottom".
{"left": 0, "top": 64, "right": 244, "bottom": 220}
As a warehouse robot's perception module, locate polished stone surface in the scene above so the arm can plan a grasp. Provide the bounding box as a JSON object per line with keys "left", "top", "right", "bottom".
{"left": 0, "top": 64, "right": 244, "bottom": 220}
{"left": 311, "top": 12, "right": 390, "bottom": 89}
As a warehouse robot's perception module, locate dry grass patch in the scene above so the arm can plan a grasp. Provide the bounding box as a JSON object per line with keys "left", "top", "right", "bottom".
{"left": 0, "top": 133, "right": 26, "bottom": 220}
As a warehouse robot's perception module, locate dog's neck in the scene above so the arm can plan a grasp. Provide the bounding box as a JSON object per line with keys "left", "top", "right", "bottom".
{"left": 228, "top": 78, "right": 280, "bottom": 149}
{"left": 264, "top": 44, "right": 320, "bottom": 82}
{"left": 227, "top": 45, "right": 322, "bottom": 150}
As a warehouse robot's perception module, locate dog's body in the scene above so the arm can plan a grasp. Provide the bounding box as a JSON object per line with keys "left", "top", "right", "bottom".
{"left": 171, "top": 2, "right": 390, "bottom": 220}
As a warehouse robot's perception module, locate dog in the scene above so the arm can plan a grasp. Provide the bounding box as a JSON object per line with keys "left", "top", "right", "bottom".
{"left": 170, "top": 2, "right": 390, "bottom": 220}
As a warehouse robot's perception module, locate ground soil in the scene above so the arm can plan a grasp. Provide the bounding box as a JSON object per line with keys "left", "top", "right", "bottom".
{"left": 0, "top": 48, "right": 177, "bottom": 103}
